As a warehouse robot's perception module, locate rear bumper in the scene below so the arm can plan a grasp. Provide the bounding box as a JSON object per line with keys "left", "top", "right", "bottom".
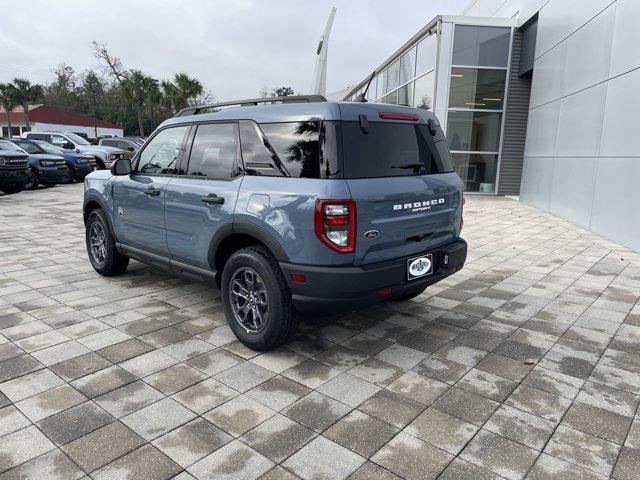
{"left": 280, "top": 238, "right": 467, "bottom": 315}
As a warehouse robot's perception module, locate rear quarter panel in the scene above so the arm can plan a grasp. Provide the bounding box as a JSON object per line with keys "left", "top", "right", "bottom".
{"left": 235, "top": 176, "right": 353, "bottom": 266}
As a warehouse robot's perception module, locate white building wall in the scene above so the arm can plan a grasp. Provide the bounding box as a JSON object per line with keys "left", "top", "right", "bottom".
{"left": 31, "top": 122, "right": 123, "bottom": 138}
{"left": 464, "top": 0, "right": 640, "bottom": 252}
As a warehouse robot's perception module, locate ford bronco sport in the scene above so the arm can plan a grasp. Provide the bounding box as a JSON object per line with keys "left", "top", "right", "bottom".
{"left": 83, "top": 96, "right": 466, "bottom": 350}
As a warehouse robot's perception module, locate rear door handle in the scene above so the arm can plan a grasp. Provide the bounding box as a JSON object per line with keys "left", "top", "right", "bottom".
{"left": 201, "top": 194, "right": 225, "bottom": 205}
{"left": 144, "top": 188, "right": 161, "bottom": 197}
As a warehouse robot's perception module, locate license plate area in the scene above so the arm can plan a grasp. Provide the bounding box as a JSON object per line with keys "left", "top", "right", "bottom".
{"left": 407, "top": 254, "right": 433, "bottom": 281}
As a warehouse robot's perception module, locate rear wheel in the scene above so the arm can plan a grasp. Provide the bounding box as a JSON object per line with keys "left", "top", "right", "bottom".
{"left": 85, "top": 208, "right": 129, "bottom": 276}
{"left": 0, "top": 182, "right": 26, "bottom": 194}
{"left": 392, "top": 285, "right": 428, "bottom": 302}
{"left": 221, "top": 246, "right": 297, "bottom": 351}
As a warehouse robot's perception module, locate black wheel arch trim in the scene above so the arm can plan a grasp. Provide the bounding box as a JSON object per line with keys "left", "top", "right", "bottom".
{"left": 83, "top": 193, "right": 118, "bottom": 243}
{"left": 207, "top": 220, "right": 291, "bottom": 270}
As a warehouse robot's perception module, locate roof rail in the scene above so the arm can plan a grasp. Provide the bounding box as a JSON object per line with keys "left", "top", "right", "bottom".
{"left": 174, "top": 95, "right": 328, "bottom": 117}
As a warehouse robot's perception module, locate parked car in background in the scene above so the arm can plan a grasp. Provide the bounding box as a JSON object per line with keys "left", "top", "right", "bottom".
{"left": 0, "top": 139, "right": 69, "bottom": 189}
{"left": 0, "top": 140, "right": 30, "bottom": 194}
{"left": 11, "top": 138, "right": 97, "bottom": 182}
{"left": 22, "top": 131, "right": 126, "bottom": 170}
{"left": 83, "top": 96, "right": 466, "bottom": 350}
{"left": 98, "top": 138, "right": 140, "bottom": 159}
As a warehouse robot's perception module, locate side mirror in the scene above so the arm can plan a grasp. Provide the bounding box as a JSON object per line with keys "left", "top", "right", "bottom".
{"left": 111, "top": 158, "right": 132, "bottom": 176}
{"left": 127, "top": 146, "right": 135, "bottom": 152}
{"left": 63, "top": 142, "right": 75, "bottom": 150}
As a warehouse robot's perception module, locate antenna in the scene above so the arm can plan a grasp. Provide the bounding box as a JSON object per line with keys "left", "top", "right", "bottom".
{"left": 310, "top": 7, "right": 337, "bottom": 96}
{"left": 355, "top": 71, "right": 376, "bottom": 103}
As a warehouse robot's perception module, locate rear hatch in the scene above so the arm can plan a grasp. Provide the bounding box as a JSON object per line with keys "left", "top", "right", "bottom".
{"left": 339, "top": 108, "right": 463, "bottom": 266}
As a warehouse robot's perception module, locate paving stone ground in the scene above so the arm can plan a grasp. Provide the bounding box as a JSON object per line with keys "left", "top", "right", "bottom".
{"left": 1, "top": 183, "right": 640, "bottom": 479}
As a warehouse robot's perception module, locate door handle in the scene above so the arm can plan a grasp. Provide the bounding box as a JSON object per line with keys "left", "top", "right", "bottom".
{"left": 201, "top": 194, "right": 225, "bottom": 205}
{"left": 144, "top": 188, "right": 161, "bottom": 197}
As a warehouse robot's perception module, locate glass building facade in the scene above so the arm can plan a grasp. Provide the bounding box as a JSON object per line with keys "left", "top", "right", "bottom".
{"left": 344, "top": 16, "right": 517, "bottom": 195}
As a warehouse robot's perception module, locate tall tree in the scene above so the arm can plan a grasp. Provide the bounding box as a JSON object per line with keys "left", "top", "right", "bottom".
{"left": 0, "top": 83, "right": 19, "bottom": 136}
{"left": 11, "top": 78, "right": 44, "bottom": 130}
{"left": 82, "top": 70, "right": 105, "bottom": 137}
{"left": 120, "top": 70, "right": 158, "bottom": 136}
{"left": 172, "top": 73, "right": 204, "bottom": 111}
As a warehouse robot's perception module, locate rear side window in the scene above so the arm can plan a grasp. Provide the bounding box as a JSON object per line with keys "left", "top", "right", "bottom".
{"left": 187, "top": 123, "right": 238, "bottom": 180}
{"left": 239, "top": 121, "right": 342, "bottom": 179}
{"left": 259, "top": 122, "right": 320, "bottom": 178}
{"left": 102, "top": 139, "right": 115, "bottom": 147}
{"left": 341, "top": 121, "right": 454, "bottom": 178}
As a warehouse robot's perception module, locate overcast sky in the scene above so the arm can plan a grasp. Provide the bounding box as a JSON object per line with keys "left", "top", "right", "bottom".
{"left": 1, "top": 0, "right": 468, "bottom": 100}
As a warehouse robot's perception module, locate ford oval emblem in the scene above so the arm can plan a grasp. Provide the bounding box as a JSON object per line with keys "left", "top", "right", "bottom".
{"left": 364, "top": 230, "right": 380, "bottom": 239}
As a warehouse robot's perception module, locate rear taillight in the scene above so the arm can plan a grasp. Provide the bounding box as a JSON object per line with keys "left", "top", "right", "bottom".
{"left": 314, "top": 199, "right": 356, "bottom": 254}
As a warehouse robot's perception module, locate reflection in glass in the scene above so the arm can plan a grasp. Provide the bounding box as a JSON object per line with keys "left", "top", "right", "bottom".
{"left": 452, "top": 25, "right": 510, "bottom": 67}
{"left": 446, "top": 111, "right": 502, "bottom": 152}
{"left": 376, "top": 70, "right": 386, "bottom": 100}
{"left": 260, "top": 122, "right": 320, "bottom": 178}
{"left": 399, "top": 46, "right": 416, "bottom": 85}
{"left": 383, "top": 90, "right": 398, "bottom": 105}
{"left": 451, "top": 152, "right": 498, "bottom": 193}
{"left": 387, "top": 60, "right": 400, "bottom": 93}
{"left": 397, "top": 83, "right": 413, "bottom": 106}
{"left": 416, "top": 34, "right": 437, "bottom": 76}
{"left": 366, "top": 76, "right": 378, "bottom": 102}
{"left": 449, "top": 68, "right": 506, "bottom": 109}
{"left": 413, "top": 72, "right": 434, "bottom": 110}
{"left": 137, "top": 126, "right": 189, "bottom": 174}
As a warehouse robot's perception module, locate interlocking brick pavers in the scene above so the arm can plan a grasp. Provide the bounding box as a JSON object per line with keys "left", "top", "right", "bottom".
{"left": 1, "top": 184, "right": 640, "bottom": 478}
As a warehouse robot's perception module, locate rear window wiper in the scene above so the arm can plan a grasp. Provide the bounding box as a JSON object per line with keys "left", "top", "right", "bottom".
{"left": 391, "top": 163, "right": 426, "bottom": 174}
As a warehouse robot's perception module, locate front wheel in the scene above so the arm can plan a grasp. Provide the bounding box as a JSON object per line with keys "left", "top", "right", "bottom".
{"left": 85, "top": 208, "right": 129, "bottom": 276}
{"left": 221, "top": 246, "right": 297, "bottom": 351}
{"left": 25, "top": 169, "right": 38, "bottom": 190}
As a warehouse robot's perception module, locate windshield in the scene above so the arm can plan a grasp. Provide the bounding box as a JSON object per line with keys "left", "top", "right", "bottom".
{"left": 34, "top": 140, "right": 63, "bottom": 155}
{"left": 0, "top": 140, "right": 25, "bottom": 153}
{"left": 65, "top": 133, "right": 90, "bottom": 145}
{"left": 341, "top": 121, "right": 454, "bottom": 179}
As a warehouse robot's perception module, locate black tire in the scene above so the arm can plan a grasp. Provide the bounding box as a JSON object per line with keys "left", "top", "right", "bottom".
{"left": 392, "top": 285, "right": 428, "bottom": 302}
{"left": 25, "top": 169, "right": 38, "bottom": 190}
{"left": 95, "top": 158, "right": 106, "bottom": 170}
{"left": 221, "top": 246, "right": 297, "bottom": 351}
{"left": 41, "top": 181, "right": 56, "bottom": 188}
{"left": 85, "top": 208, "right": 129, "bottom": 276}
{"left": 0, "top": 182, "right": 26, "bottom": 194}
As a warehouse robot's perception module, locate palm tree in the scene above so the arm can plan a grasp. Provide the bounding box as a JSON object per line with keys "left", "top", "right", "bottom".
{"left": 120, "top": 70, "right": 158, "bottom": 136}
{"left": 172, "top": 73, "right": 203, "bottom": 110}
{"left": 11, "top": 78, "right": 44, "bottom": 131}
{"left": 161, "top": 80, "right": 179, "bottom": 114}
{"left": 0, "top": 83, "right": 19, "bottom": 136}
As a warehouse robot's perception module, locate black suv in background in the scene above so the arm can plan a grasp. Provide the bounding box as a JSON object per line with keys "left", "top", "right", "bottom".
{"left": 0, "top": 140, "right": 29, "bottom": 194}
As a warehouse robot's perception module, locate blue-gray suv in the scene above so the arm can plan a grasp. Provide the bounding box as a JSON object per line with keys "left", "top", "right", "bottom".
{"left": 83, "top": 96, "right": 467, "bottom": 350}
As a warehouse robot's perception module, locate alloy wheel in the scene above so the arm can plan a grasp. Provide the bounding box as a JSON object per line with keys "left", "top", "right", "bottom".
{"left": 229, "top": 267, "right": 269, "bottom": 332}
{"left": 89, "top": 221, "right": 107, "bottom": 266}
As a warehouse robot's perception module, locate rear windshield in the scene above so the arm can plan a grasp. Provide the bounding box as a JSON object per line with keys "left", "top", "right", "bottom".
{"left": 341, "top": 121, "right": 454, "bottom": 179}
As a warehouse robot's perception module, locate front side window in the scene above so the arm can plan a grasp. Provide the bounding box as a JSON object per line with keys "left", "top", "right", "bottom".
{"left": 102, "top": 140, "right": 116, "bottom": 147}
{"left": 137, "top": 126, "right": 188, "bottom": 174}
{"left": 187, "top": 123, "right": 238, "bottom": 179}
{"left": 51, "top": 135, "right": 68, "bottom": 147}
